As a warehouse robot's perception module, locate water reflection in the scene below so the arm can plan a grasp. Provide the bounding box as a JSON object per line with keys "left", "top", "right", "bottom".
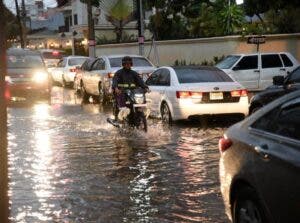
{"left": 8, "top": 87, "right": 229, "bottom": 222}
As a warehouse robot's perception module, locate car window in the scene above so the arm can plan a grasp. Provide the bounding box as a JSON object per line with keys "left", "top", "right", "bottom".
{"left": 288, "top": 67, "right": 300, "bottom": 83}
{"left": 215, "top": 55, "right": 241, "bottom": 69}
{"left": 252, "top": 99, "right": 300, "bottom": 140}
{"left": 234, "top": 55, "right": 258, "bottom": 70}
{"left": 109, "top": 57, "right": 152, "bottom": 68}
{"left": 7, "top": 54, "right": 44, "bottom": 69}
{"left": 92, "top": 58, "right": 105, "bottom": 70}
{"left": 156, "top": 69, "right": 170, "bottom": 86}
{"left": 261, "top": 54, "right": 283, "bottom": 68}
{"left": 61, "top": 58, "right": 67, "bottom": 67}
{"left": 42, "top": 51, "right": 63, "bottom": 60}
{"left": 175, "top": 67, "right": 233, "bottom": 83}
{"left": 68, "top": 58, "right": 87, "bottom": 66}
{"left": 280, "top": 54, "right": 293, "bottom": 67}
{"left": 146, "top": 70, "right": 161, "bottom": 86}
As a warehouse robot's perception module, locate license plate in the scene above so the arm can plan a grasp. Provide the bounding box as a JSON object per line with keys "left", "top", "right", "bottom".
{"left": 210, "top": 92, "right": 223, "bottom": 100}
{"left": 133, "top": 104, "right": 147, "bottom": 107}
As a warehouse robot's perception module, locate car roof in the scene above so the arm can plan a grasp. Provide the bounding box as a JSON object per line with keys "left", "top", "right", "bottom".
{"left": 104, "top": 54, "right": 148, "bottom": 59}
{"left": 171, "top": 65, "right": 223, "bottom": 71}
{"left": 227, "top": 52, "right": 293, "bottom": 56}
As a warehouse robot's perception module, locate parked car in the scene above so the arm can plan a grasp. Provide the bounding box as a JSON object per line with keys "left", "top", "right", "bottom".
{"left": 80, "top": 54, "right": 156, "bottom": 103}
{"left": 249, "top": 65, "right": 300, "bottom": 114}
{"left": 219, "top": 90, "right": 300, "bottom": 223}
{"left": 6, "top": 48, "right": 51, "bottom": 101}
{"left": 50, "top": 56, "right": 88, "bottom": 87}
{"left": 145, "top": 66, "right": 249, "bottom": 123}
{"left": 216, "top": 52, "right": 299, "bottom": 91}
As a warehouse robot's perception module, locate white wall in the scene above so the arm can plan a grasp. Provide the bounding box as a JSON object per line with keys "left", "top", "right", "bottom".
{"left": 95, "top": 34, "right": 300, "bottom": 66}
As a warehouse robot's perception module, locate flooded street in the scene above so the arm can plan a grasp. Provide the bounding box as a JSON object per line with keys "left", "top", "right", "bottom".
{"left": 8, "top": 87, "right": 232, "bottom": 223}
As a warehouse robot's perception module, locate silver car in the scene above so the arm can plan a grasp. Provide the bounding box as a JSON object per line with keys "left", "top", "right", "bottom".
{"left": 80, "top": 54, "right": 156, "bottom": 103}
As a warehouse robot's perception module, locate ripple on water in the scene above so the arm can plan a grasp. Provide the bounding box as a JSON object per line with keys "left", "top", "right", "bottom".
{"left": 8, "top": 101, "right": 229, "bottom": 222}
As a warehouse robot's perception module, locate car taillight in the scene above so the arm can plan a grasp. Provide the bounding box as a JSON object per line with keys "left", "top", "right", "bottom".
{"left": 69, "top": 68, "right": 76, "bottom": 72}
{"left": 108, "top": 72, "right": 114, "bottom": 78}
{"left": 176, "top": 91, "right": 203, "bottom": 99}
{"left": 219, "top": 137, "right": 232, "bottom": 153}
{"left": 231, "top": 89, "right": 248, "bottom": 97}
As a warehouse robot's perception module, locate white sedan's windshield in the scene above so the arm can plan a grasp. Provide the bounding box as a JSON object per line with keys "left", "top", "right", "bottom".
{"left": 216, "top": 55, "right": 241, "bottom": 69}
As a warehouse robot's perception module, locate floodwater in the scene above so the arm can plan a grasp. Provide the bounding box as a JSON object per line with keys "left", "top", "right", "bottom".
{"left": 8, "top": 87, "right": 232, "bottom": 223}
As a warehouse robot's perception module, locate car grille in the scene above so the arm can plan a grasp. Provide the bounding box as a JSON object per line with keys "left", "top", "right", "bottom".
{"left": 201, "top": 92, "right": 240, "bottom": 103}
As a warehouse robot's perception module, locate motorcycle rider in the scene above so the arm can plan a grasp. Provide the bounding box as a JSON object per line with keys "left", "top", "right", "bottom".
{"left": 111, "top": 56, "right": 149, "bottom": 121}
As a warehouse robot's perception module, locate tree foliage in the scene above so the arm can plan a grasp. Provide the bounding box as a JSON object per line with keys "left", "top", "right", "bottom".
{"left": 100, "top": 0, "right": 134, "bottom": 42}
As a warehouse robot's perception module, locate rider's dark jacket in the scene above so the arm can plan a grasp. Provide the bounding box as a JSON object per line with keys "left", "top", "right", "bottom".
{"left": 112, "top": 68, "right": 148, "bottom": 90}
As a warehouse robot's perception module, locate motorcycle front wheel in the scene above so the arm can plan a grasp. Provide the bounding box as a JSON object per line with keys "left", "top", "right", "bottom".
{"left": 136, "top": 111, "right": 147, "bottom": 132}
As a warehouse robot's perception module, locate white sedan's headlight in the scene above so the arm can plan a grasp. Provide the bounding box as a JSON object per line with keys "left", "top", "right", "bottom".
{"left": 33, "top": 71, "right": 48, "bottom": 83}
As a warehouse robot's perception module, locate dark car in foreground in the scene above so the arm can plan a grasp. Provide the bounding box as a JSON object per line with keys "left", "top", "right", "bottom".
{"left": 6, "top": 48, "right": 51, "bottom": 101}
{"left": 249, "top": 65, "right": 300, "bottom": 114}
{"left": 219, "top": 90, "right": 300, "bottom": 223}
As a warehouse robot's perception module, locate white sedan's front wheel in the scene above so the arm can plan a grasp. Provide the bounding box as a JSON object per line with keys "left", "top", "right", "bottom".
{"left": 161, "top": 103, "right": 172, "bottom": 125}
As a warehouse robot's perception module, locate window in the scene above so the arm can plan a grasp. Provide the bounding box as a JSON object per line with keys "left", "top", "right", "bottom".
{"left": 92, "top": 59, "right": 105, "bottom": 70}
{"left": 235, "top": 55, "right": 258, "bottom": 70}
{"left": 73, "top": 14, "right": 78, "bottom": 25}
{"left": 109, "top": 57, "right": 152, "bottom": 68}
{"left": 61, "top": 58, "right": 67, "bottom": 67}
{"left": 252, "top": 99, "right": 300, "bottom": 140}
{"left": 280, "top": 54, "right": 293, "bottom": 67}
{"left": 7, "top": 54, "right": 44, "bottom": 69}
{"left": 157, "top": 69, "right": 170, "bottom": 86}
{"left": 216, "top": 55, "right": 241, "bottom": 69}
{"left": 175, "top": 67, "right": 233, "bottom": 84}
{"left": 68, "top": 58, "right": 87, "bottom": 66}
{"left": 146, "top": 70, "right": 161, "bottom": 86}
{"left": 288, "top": 67, "right": 300, "bottom": 83}
{"left": 262, "top": 54, "right": 283, "bottom": 68}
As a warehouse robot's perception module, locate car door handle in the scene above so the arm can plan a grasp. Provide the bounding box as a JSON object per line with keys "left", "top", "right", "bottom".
{"left": 254, "top": 144, "right": 269, "bottom": 159}
{"left": 254, "top": 70, "right": 260, "bottom": 73}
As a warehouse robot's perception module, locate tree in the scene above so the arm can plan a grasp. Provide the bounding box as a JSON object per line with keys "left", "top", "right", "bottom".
{"left": 218, "top": 1, "right": 245, "bottom": 35}
{"left": 100, "top": 0, "right": 134, "bottom": 43}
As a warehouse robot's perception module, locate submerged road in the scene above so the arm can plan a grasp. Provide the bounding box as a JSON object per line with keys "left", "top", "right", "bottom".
{"left": 8, "top": 86, "right": 232, "bottom": 222}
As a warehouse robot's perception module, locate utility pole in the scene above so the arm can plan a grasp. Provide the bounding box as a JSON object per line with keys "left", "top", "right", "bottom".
{"left": 0, "top": 1, "right": 10, "bottom": 222}
{"left": 21, "top": 0, "right": 27, "bottom": 47}
{"left": 87, "top": 0, "right": 95, "bottom": 57}
{"left": 136, "top": 0, "right": 144, "bottom": 56}
{"left": 15, "top": 0, "right": 25, "bottom": 48}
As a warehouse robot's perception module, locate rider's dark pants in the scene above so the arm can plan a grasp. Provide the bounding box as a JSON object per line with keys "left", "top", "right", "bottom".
{"left": 114, "top": 92, "right": 126, "bottom": 120}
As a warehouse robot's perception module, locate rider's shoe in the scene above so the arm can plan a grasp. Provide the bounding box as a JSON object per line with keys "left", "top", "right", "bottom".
{"left": 107, "top": 118, "right": 120, "bottom": 127}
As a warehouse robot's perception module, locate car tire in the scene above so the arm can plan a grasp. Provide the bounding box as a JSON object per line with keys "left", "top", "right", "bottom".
{"left": 98, "top": 83, "right": 104, "bottom": 105}
{"left": 233, "top": 186, "right": 269, "bottom": 223}
{"left": 81, "top": 84, "right": 90, "bottom": 103}
{"left": 62, "top": 75, "right": 67, "bottom": 87}
{"left": 161, "top": 102, "right": 172, "bottom": 125}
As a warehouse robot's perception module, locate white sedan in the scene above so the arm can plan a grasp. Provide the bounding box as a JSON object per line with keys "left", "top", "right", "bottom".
{"left": 51, "top": 56, "right": 88, "bottom": 87}
{"left": 145, "top": 66, "right": 249, "bottom": 123}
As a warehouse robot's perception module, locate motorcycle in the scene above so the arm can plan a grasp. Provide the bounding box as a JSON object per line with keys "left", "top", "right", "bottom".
{"left": 107, "top": 88, "right": 149, "bottom": 132}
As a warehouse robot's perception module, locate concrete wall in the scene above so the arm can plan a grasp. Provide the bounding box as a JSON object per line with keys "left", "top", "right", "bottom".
{"left": 95, "top": 33, "right": 300, "bottom": 66}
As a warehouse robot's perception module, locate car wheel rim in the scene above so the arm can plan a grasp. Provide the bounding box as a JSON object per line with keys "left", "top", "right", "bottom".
{"left": 162, "top": 104, "right": 170, "bottom": 123}
{"left": 238, "top": 200, "right": 262, "bottom": 223}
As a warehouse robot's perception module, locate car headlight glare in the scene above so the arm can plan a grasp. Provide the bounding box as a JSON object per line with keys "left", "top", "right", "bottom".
{"left": 33, "top": 71, "right": 48, "bottom": 83}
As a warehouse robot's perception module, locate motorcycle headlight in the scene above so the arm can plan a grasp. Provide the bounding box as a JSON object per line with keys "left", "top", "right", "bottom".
{"left": 134, "top": 94, "right": 145, "bottom": 104}
{"left": 32, "top": 71, "right": 48, "bottom": 83}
